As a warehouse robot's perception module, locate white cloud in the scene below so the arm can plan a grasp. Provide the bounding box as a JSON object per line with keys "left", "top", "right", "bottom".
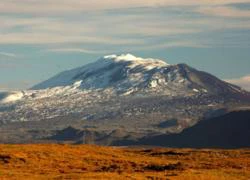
{"left": 129, "top": 41, "right": 207, "bottom": 51}
{"left": 46, "top": 48, "right": 108, "bottom": 54}
{"left": 1, "top": 1, "right": 250, "bottom": 14}
{"left": 0, "top": 1, "right": 250, "bottom": 49}
{"left": 0, "top": 52, "right": 16, "bottom": 58}
{"left": 44, "top": 41, "right": 205, "bottom": 56}
{"left": 197, "top": 6, "right": 250, "bottom": 18}
{"left": 0, "top": 33, "right": 146, "bottom": 45}
{"left": 0, "top": 14, "right": 204, "bottom": 47}
{"left": 226, "top": 75, "right": 250, "bottom": 91}
{"left": 1, "top": 13, "right": 249, "bottom": 48}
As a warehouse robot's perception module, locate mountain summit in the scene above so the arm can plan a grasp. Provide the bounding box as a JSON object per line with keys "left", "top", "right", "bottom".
{"left": 32, "top": 54, "right": 169, "bottom": 91}
{"left": 32, "top": 54, "right": 246, "bottom": 97}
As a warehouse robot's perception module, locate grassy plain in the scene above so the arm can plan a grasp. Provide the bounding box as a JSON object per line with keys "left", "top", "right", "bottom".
{"left": 0, "top": 144, "right": 249, "bottom": 179}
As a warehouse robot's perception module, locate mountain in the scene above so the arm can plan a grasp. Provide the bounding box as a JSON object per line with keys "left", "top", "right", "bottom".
{"left": 137, "top": 110, "right": 250, "bottom": 148}
{"left": 0, "top": 54, "right": 250, "bottom": 144}
{"left": 31, "top": 54, "right": 247, "bottom": 97}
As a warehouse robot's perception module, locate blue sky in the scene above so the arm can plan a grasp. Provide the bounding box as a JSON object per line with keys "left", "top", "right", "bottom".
{"left": 0, "top": 0, "right": 250, "bottom": 90}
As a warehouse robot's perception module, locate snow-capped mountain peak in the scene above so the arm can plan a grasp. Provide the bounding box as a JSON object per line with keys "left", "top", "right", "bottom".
{"left": 103, "top": 54, "right": 138, "bottom": 61}
{"left": 102, "top": 53, "right": 168, "bottom": 67}
{"left": 29, "top": 53, "right": 247, "bottom": 98}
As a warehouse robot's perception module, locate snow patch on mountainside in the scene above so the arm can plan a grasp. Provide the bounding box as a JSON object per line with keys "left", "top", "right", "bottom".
{"left": 103, "top": 54, "right": 168, "bottom": 69}
{"left": 0, "top": 91, "right": 24, "bottom": 103}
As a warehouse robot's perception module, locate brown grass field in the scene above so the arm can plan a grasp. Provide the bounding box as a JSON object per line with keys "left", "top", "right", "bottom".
{"left": 0, "top": 144, "right": 249, "bottom": 180}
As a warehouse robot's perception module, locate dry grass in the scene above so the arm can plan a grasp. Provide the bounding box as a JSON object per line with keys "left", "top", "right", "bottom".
{"left": 0, "top": 144, "right": 249, "bottom": 179}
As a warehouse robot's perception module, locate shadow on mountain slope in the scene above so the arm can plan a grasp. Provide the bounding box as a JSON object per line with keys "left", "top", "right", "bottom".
{"left": 136, "top": 110, "right": 250, "bottom": 148}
